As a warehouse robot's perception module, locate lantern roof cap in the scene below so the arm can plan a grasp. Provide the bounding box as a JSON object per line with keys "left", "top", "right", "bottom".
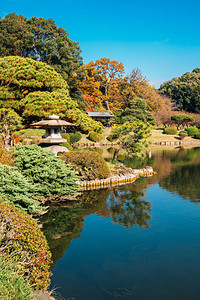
{"left": 31, "top": 114, "right": 75, "bottom": 127}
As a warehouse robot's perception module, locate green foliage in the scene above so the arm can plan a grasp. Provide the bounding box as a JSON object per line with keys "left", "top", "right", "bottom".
{"left": 118, "top": 98, "right": 156, "bottom": 125}
{"left": 171, "top": 114, "right": 195, "bottom": 128}
{"left": 0, "top": 254, "right": 36, "bottom": 300}
{"left": 60, "top": 142, "right": 73, "bottom": 151}
{"left": 112, "top": 120, "right": 151, "bottom": 159}
{"left": 195, "top": 133, "right": 200, "bottom": 139}
{"left": 88, "top": 131, "right": 103, "bottom": 142}
{"left": 0, "top": 163, "right": 43, "bottom": 213}
{"left": 62, "top": 150, "right": 110, "bottom": 180}
{"left": 179, "top": 131, "right": 188, "bottom": 140}
{"left": 0, "top": 56, "right": 102, "bottom": 132}
{"left": 16, "top": 128, "right": 46, "bottom": 138}
{"left": 186, "top": 126, "right": 199, "bottom": 136}
{"left": 14, "top": 145, "right": 80, "bottom": 198}
{"left": 0, "top": 13, "right": 86, "bottom": 92}
{"left": 0, "top": 108, "right": 23, "bottom": 147}
{"left": 163, "top": 127, "right": 178, "bottom": 135}
{"left": 0, "top": 56, "right": 68, "bottom": 110}
{"left": 160, "top": 68, "right": 200, "bottom": 113}
{"left": 0, "top": 108, "right": 23, "bottom": 131}
{"left": 62, "top": 132, "right": 70, "bottom": 142}
{"left": 0, "top": 200, "right": 51, "bottom": 290}
{"left": 69, "top": 132, "right": 82, "bottom": 144}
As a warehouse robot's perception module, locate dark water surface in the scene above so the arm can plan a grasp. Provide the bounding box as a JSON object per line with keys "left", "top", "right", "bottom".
{"left": 40, "top": 147, "right": 200, "bottom": 300}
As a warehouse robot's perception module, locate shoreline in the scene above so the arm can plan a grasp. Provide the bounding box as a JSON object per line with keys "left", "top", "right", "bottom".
{"left": 78, "top": 166, "right": 156, "bottom": 190}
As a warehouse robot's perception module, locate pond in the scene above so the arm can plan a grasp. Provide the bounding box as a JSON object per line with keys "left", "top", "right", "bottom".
{"left": 40, "top": 147, "right": 200, "bottom": 300}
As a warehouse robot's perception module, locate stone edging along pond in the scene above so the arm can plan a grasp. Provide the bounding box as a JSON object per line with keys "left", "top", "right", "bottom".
{"left": 78, "top": 166, "right": 156, "bottom": 190}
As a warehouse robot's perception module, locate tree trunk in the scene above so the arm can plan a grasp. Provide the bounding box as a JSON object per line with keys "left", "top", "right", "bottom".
{"left": 113, "top": 145, "right": 123, "bottom": 161}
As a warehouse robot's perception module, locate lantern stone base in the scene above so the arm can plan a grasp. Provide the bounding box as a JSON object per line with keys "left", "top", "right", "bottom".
{"left": 40, "top": 144, "right": 69, "bottom": 156}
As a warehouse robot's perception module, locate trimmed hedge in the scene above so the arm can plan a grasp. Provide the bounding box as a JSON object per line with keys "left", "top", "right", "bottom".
{"left": 62, "top": 150, "right": 110, "bottom": 180}
{"left": 0, "top": 201, "right": 51, "bottom": 290}
{"left": 163, "top": 127, "right": 178, "bottom": 135}
{"left": 69, "top": 132, "right": 82, "bottom": 144}
{"left": 186, "top": 127, "right": 199, "bottom": 136}
{"left": 179, "top": 131, "right": 188, "bottom": 140}
{"left": 88, "top": 131, "right": 103, "bottom": 142}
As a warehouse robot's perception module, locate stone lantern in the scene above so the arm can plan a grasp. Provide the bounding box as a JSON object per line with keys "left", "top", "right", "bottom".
{"left": 31, "top": 114, "right": 75, "bottom": 155}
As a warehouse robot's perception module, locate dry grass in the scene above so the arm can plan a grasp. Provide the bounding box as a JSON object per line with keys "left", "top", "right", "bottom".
{"left": 149, "top": 129, "right": 200, "bottom": 144}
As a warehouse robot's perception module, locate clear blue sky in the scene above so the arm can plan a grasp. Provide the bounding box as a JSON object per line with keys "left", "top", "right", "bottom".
{"left": 1, "top": 0, "right": 200, "bottom": 87}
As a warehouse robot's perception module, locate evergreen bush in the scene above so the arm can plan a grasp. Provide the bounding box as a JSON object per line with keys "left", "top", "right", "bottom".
{"left": 163, "top": 127, "right": 178, "bottom": 135}
{"left": 60, "top": 142, "right": 73, "bottom": 151}
{"left": 179, "top": 131, "right": 188, "bottom": 140}
{"left": 14, "top": 145, "right": 80, "bottom": 198}
{"left": 62, "top": 150, "right": 110, "bottom": 180}
{"left": 88, "top": 131, "right": 103, "bottom": 142}
{"left": 62, "top": 132, "right": 70, "bottom": 142}
{"left": 69, "top": 132, "right": 82, "bottom": 144}
{"left": 0, "top": 201, "right": 51, "bottom": 290}
{"left": 0, "top": 163, "right": 42, "bottom": 214}
{"left": 186, "top": 126, "right": 199, "bottom": 136}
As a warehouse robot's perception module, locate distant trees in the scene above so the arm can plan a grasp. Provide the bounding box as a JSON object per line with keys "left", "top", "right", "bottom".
{"left": 171, "top": 114, "right": 195, "bottom": 129}
{"left": 80, "top": 60, "right": 164, "bottom": 112}
{"left": 159, "top": 68, "right": 200, "bottom": 113}
{"left": 0, "top": 13, "right": 86, "bottom": 104}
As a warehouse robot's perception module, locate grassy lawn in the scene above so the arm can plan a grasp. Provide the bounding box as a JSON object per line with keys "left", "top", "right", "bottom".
{"left": 149, "top": 129, "right": 200, "bottom": 144}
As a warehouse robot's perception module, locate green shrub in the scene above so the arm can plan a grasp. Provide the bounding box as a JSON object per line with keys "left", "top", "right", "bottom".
{"left": 62, "top": 132, "right": 70, "bottom": 142}
{"left": 69, "top": 132, "right": 82, "bottom": 144}
{"left": 88, "top": 131, "right": 103, "bottom": 142}
{"left": 195, "top": 133, "right": 200, "bottom": 139}
{"left": 186, "top": 126, "right": 199, "bottom": 136}
{"left": 0, "top": 254, "right": 36, "bottom": 300}
{"left": 62, "top": 150, "right": 110, "bottom": 180}
{"left": 163, "top": 127, "right": 178, "bottom": 135}
{"left": 16, "top": 128, "right": 45, "bottom": 138}
{"left": 0, "top": 201, "right": 51, "bottom": 290}
{"left": 0, "top": 163, "right": 43, "bottom": 214}
{"left": 14, "top": 145, "right": 80, "bottom": 199}
{"left": 179, "top": 131, "right": 188, "bottom": 140}
{"left": 61, "top": 142, "right": 73, "bottom": 151}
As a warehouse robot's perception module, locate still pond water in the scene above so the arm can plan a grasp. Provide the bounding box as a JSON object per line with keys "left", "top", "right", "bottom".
{"left": 40, "top": 147, "right": 200, "bottom": 300}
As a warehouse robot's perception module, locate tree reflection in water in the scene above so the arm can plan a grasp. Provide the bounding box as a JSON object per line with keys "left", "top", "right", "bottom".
{"left": 40, "top": 185, "right": 152, "bottom": 266}
{"left": 40, "top": 147, "right": 200, "bottom": 266}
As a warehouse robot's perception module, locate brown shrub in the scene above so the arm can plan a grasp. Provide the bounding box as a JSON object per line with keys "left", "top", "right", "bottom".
{"left": 0, "top": 201, "right": 52, "bottom": 290}
{"left": 62, "top": 150, "right": 110, "bottom": 180}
